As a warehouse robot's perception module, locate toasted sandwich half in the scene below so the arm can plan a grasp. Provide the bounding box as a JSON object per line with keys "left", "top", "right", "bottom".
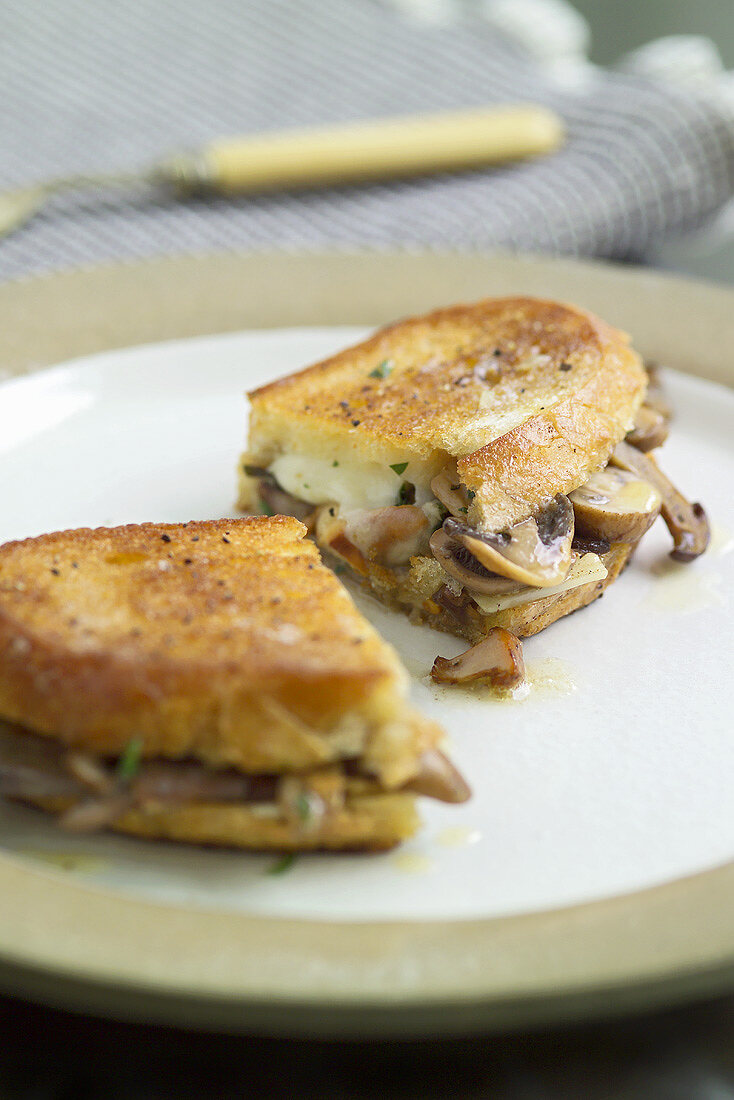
{"left": 0, "top": 517, "right": 468, "bottom": 851}
{"left": 239, "top": 298, "right": 708, "bottom": 666}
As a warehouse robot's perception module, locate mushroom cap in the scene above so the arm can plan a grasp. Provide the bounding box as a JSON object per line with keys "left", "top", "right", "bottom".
{"left": 444, "top": 495, "right": 574, "bottom": 589}
{"left": 570, "top": 467, "right": 662, "bottom": 543}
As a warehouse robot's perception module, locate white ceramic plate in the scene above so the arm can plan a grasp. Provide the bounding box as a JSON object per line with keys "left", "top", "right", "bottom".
{"left": 0, "top": 252, "right": 732, "bottom": 1035}
{"left": 1, "top": 325, "right": 733, "bottom": 925}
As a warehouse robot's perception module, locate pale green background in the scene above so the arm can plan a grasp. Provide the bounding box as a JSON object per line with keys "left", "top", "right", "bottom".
{"left": 576, "top": 0, "right": 734, "bottom": 67}
{"left": 576, "top": 0, "right": 734, "bottom": 283}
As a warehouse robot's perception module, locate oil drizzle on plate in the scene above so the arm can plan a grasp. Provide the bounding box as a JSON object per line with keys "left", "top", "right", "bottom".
{"left": 432, "top": 656, "right": 576, "bottom": 704}
{"left": 646, "top": 559, "right": 724, "bottom": 613}
{"left": 436, "top": 826, "right": 482, "bottom": 848}
{"left": 709, "top": 523, "right": 734, "bottom": 557}
{"left": 17, "top": 848, "right": 105, "bottom": 873}
{"left": 390, "top": 852, "right": 433, "bottom": 875}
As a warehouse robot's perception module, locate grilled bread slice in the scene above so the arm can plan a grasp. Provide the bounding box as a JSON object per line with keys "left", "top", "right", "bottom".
{"left": 0, "top": 517, "right": 468, "bottom": 850}
{"left": 238, "top": 297, "right": 649, "bottom": 647}
{"left": 239, "top": 297, "right": 646, "bottom": 530}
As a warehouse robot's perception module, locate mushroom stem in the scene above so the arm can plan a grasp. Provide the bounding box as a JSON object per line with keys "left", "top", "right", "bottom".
{"left": 403, "top": 749, "right": 471, "bottom": 803}
{"left": 431, "top": 628, "right": 525, "bottom": 689}
{"left": 626, "top": 405, "right": 669, "bottom": 452}
{"left": 610, "top": 441, "right": 710, "bottom": 561}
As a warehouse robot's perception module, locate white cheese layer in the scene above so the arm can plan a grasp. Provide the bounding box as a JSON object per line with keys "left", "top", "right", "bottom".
{"left": 269, "top": 452, "right": 437, "bottom": 513}
{"left": 471, "top": 553, "right": 608, "bottom": 615}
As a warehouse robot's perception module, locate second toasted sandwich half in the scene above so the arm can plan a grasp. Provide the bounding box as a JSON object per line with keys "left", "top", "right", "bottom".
{"left": 239, "top": 297, "right": 708, "bottom": 649}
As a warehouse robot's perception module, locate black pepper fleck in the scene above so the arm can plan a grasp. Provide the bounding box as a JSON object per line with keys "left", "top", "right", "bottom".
{"left": 161, "top": 534, "right": 171, "bottom": 543}
{"left": 184, "top": 558, "right": 192, "bottom": 565}
{"left": 222, "top": 536, "right": 230, "bottom": 544}
{"left": 50, "top": 568, "right": 60, "bottom": 576}
{"left": 493, "top": 348, "right": 502, "bottom": 356}
{"left": 191, "top": 535, "right": 199, "bottom": 542}
{"left": 559, "top": 362, "right": 573, "bottom": 372}
{"left": 351, "top": 419, "right": 360, "bottom": 427}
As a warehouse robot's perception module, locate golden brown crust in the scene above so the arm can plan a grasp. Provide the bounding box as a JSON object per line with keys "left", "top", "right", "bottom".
{"left": 339, "top": 543, "right": 635, "bottom": 646}
{"left": 486, "top": 542, "right": 634, "bottom": 639}
{"left": 460, "top": 369, "right": 647, "bottom": 529}
{"left": 22, "top": 792, "right": 420, "bottom": 852}
{"left": 113, "top": 793, "right": 419, "bottom": 851}
{"left": 246, "top": 297, "right": 646, "bottom": 508}
{"left": 0, "top": 517, "right": 440, "bottom": 782}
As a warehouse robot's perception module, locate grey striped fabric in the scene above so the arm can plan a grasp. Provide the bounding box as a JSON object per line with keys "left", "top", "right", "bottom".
{"left": 1, "top": 0, "right": 733, "bottom": 281}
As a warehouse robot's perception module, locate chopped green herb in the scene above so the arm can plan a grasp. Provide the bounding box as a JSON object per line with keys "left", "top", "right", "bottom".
{"left": 243, "top": 464, "right": 264, "bottom": 477}
{"left": 258, "top": 499, "right": 275, "bottom": 517}
{"left": 466, "top": 489, "right": 476, "bottom": 501}
{"left": 268, "top": 853, "right": 297, "bottom": 875}
{"left": 459, "top": 506, "right": 468, "bottom": 514}
{"left": 296, "top": 791, "right": 313, "bottom": 822}
{"left": 303, "top": 484, "right": 310, "bottom": 489}
{"left": 333, "top": 563, "right": 347, "bottom": 575}
{"left": 369, "top": 359, "right": 392, "bottom": 379}
{"left": 389, "top": 462, "right": 409, "bottom": 476}
{"left": 332, "top": 460, "right": 339, "bottom": 467}
{"left": 397, "top": 481, "right": 416, "bottom": 506}
{"left": 117, "top": 737, "right": 143, "bottom": 783}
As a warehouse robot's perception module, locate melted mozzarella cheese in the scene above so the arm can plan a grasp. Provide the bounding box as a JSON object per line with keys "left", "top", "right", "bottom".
{"left": 269, "top": 452, "right": 436, "bottom": 513}
{"left": 471, "top": 553, "right": 608, "bottom": 615}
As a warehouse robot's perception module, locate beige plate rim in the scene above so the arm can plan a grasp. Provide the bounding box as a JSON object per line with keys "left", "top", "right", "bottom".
{"left": 0, "top": 248, "right": 733, "bottom": 1036}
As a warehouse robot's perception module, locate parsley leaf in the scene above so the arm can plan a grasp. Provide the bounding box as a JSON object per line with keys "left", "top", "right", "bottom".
{"left": 259, "top": 499, "right": 275, "bottom": 517}
{"left": 117, "top": 737, "right": 143, "bottom": 783}
{"left": 268, "top": 854, "right": 297, "bottom": 875}
{"left": 389, "top": 462, "right": 408, "bottom": 476}
{"left": 369, "top": 359, "right": 392, "bottom": 380}
{"left": 296, "top": 792, "right": 313, "bottom": 822}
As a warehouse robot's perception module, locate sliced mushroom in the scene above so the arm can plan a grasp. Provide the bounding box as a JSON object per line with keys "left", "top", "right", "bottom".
{"left": 431, "top": 628, "right": 525, "bottom": 689}
{"left": 342, "top": 505, "right": 431, "bottom": 566}
{"left": 66, "top": 752, "right": 115, "bottom": 795}
{"left": 257, "top": 477, "right": 316, "bottom": 524}
{"left": 59, "top": 793, "right": 134, "bottom": 833}
{"left": 429, "top": 529, "right": 523, "bottom": 596}
{"left": 430, "top": 463, "right": 470, "bottom": 517}
{"left": 611, "top": 440, "right": 710, "bottom": 561}
{"left": 131, "top": 762, "right": 270, "bottom": 805}
{"left": 402, "top": 749, "right": 471, "bottom": 803}
{"left": 644, "top": 363, "right": 674, "bottom": 422}
{"left": 626, "top": 405, "right": 669, "bottom": 452}
{"left": 443, "top": 495, "right": 574, "bottom": 589}
{"left": 569, "top": 468, "right": 662, "bottom": 543}
{"left": 431, "top": 584, "right": 479, "bottom": 628}
{"left": 571, "top": 534, "right": 611, "bottom": 556}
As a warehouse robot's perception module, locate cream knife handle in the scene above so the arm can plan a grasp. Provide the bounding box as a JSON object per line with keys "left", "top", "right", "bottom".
{"left": 190, "top": 104, "right": 563, "bottom": 193}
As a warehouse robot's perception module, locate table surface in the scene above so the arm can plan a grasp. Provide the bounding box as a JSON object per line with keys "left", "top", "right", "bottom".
{"left": 1, "top": 990, "right": 733, "bottom": 1099}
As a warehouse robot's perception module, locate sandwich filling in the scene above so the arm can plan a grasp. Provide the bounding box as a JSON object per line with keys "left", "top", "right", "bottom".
{"left": 241, "top": 417, "right": 706, "bottom": 636}
{"left": 0, "top": 719, "right": 469, "bottom": 837}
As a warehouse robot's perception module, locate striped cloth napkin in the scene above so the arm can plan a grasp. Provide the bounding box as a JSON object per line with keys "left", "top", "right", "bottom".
{"left": 1, "top": 0, "right": 733, "bottom": 281}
